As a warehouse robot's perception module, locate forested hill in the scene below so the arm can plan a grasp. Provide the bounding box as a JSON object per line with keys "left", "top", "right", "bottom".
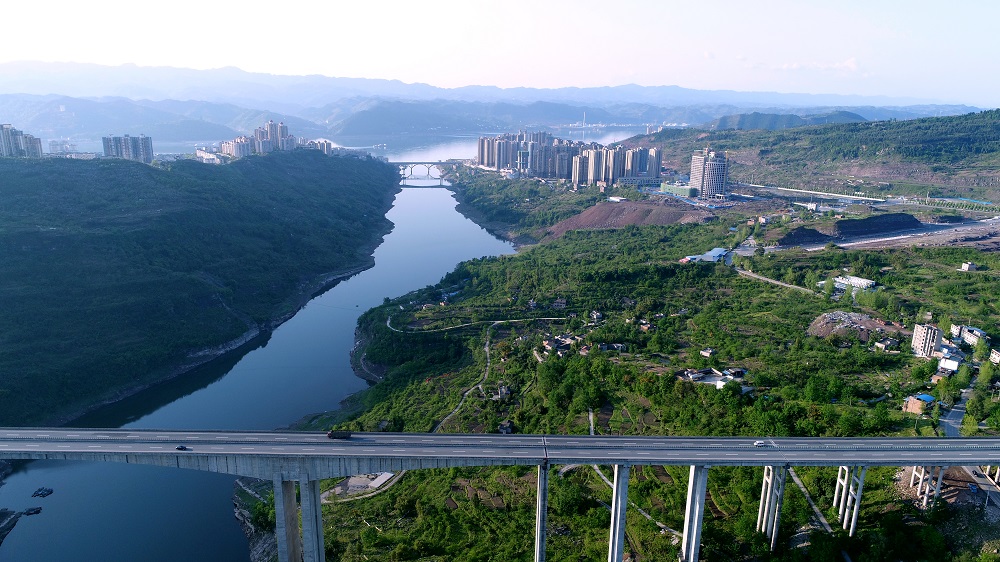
{"left": 628, "top": 109, "right": 1000, "bottom": 195}
{"left": 0, "top": 150, "right": 401, "bottom": 425}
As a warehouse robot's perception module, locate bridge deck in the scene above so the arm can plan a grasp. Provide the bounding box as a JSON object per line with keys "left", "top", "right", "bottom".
{"left": 2, "top": 429, "right": 999, "bottom": 477}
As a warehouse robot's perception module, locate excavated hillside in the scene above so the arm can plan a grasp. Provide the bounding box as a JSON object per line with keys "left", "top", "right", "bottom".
{"left": 541, "top": 199, "right": 714, "bottom": 240}
{"left": 778, "top": 213, "right": 924, "bottom": 246}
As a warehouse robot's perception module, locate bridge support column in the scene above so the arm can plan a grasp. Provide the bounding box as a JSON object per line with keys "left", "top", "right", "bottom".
{"left": 273, "top": 477, "right": 302, "bottom": 562}
{"left": 833, "top": 466, "right": 866, "bottom": 536}
{"left": 680, "top": 465, "right": 709, "bottom": 562}
{"left": 300, "top": 477, "right": 325, "bottom": 562}
{"left": 932, "top": 466, "right": 948, "bottom": 508}
{"left": 535, "top": 462, "right": 549, "bottom": 562}
{"left": 756, "top": 465, "right": 787, "bottom": 551}
{"left": 607, "top": 464, "right": 631, "bottom": 562}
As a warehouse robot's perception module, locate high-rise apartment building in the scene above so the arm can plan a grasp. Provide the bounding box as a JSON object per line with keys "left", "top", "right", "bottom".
{"left": 911, "top": 324, "right": 942, "bottom": 358}
{"left": 690, "top": 148, "right": 728, "bottom": 199}
{"left": 1, "top": 124, "right": 43, "bottom": 158}
{"left": 102, "top": 134, "right": 154, "bottom": 164}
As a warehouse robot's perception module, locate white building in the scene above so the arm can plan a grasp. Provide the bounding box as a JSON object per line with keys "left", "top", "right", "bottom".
{"left": 911, "top": 324, "right": 942, "bottom": 358}
{"left": 690, "top": 148, "right": 728, "bottom": 199}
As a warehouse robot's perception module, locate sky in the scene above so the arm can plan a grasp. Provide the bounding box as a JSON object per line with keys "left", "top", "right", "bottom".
{"left": 6, "top": 0, "right": 999, "bottom": 106}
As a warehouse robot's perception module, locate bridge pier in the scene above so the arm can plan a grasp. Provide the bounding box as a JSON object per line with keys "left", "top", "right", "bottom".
{"left": 909, "top": 466, "right": 946, "bottom": 508}
{"left": 535, "top": 462, "right": 549, "bottom": 562}
{"left": 274, "top": 476, "right": 302, "bottom": 562}
{"left": 680, "top": 465, "right": 709, "bottom": 562}
{"left": 607, "top": 464, "right": 631, "bottom": 562}
{"left": 833, "top": 465, "right": 866, "bottom": 536}
{"left": 272, "top": 475, "right": 325, "bottom": 562}
{"left": 756, "top": 465, "right": 787, "bottom": 551}
{"left": 300, "top": 477, "right": 325, "bottom": 562}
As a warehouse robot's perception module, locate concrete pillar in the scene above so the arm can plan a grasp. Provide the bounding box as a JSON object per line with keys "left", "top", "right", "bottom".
{"left": 756, "top": 466, "right": 787, "bottom": 551}
{"left": 535, "top": 462, "right": 549, "bottom": 562}
{"left": 847, "top": 466, "right": 867, "bottom": 537}
{"left": 273, "top": 476, "right": 302, "bottom": 562}
{"left": 932, "top": 466, "right": 947, "bottom": 508}
{"left": 607, "top": 464, "right": 631, "bottom": 562}
{"left": 836, "top": 466, "right": 852, "bottom": 521}
{"left": 300, "top": 478, "right": 325, "bottom": 562}
{"left": 681, "top": 465, "right": 709, "bottom": 562}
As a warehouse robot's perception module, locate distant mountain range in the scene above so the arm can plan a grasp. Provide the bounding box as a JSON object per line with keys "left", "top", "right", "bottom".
{"left": 0, "top": 62, "right": 983, "bottom": 144}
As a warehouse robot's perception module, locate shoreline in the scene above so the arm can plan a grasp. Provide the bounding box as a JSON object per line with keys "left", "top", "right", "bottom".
{"left": 38, "top": 246, "right": 388, "bottom": 428}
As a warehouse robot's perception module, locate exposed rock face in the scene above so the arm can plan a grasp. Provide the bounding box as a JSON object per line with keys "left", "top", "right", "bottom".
{"left": 233, "top": 478, "right": 278, "bottom": 562}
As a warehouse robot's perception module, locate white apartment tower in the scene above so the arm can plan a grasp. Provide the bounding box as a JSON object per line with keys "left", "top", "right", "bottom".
{"left": 911, "top": 324, "right": 942, "bottom": 358}
{"left": 691, "top": 148, "right": 728, "bottom": 199}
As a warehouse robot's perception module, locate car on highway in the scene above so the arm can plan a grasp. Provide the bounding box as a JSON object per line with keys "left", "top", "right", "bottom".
{"left": 754, "top": 440, "right": 766, "bottom": 447}
{"left": 175, "top": 445, "right": 189, "bottom": 451}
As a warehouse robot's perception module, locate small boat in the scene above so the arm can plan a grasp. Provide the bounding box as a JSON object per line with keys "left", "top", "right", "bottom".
{"left": 23, "top": 507, "right": 42, "bottom": 516}
{"left": 31, "top": 487, "right": 53, "bottom": 498}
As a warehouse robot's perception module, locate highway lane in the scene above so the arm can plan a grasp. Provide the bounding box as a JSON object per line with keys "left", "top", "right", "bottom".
{"left": 2, "top": 429, "right": 1000, "bottom": 467}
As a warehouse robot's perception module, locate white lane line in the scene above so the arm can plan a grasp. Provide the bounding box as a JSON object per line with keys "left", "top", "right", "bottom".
{"left": 638, "top": 452, "right": 650, "bottom": 456}
{"left": 393, "top": 449, "right": 406, "bottom": 452}
{"left": 150, "top": 446, "right": 162, "bottom": 449}
{"left": 215, "top": 436, "right": 227, "bottom": 439}
{"left": 88, "top": 445, "right": 100, "bottom": 448}
{"left": 276, "top": 438, "right": 288, "bottom": 441}
{"left": 66, "top": 434, "right": 79, "bottom": 437}
{"left": 328, "top": 448, "right": 345, "bottom": 451}
{"left": 452, "top": 450, "right": 467, "bottom": 453}
{"left": 303, "top": 448, "right": 316, "bottom": 451}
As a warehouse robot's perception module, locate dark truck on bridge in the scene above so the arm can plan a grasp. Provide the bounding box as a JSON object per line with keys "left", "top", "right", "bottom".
{"left": 326, "top": 430, "right": 351, "bottom": 440}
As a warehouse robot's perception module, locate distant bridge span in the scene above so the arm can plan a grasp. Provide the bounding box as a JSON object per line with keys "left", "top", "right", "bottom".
{"left": 3, "top": 428, "right": 994, "bottom": 562}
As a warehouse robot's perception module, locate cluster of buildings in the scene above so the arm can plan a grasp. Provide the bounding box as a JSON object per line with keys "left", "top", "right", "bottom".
{"left": 219, "top": 120, "right": 298, "bottom": 159}
{"left": 476, "top": 131, "right": 662, "bottom": 187}
{"left": 911, "top": 322, "right": 1000, "bottom": 378}
{"left": 102, "top": 135, "right": 154, "bottom": 164}
{"left": 0, "top": 124, "right": 44, "bottom": 158}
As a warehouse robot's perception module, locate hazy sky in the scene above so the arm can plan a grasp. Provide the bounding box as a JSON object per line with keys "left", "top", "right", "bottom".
{"left": 7, "top": 0, "right": 999, "bottom": 106}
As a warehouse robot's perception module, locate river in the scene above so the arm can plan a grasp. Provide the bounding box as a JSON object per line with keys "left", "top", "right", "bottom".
{"left": 0, "top": 170, "right": 514, "bottom": 560}
{"left": 0, "top": 130, "right": 645, "bottom": 561}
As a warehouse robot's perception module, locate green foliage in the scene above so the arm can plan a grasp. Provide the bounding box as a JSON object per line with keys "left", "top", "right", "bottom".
{"left": 446, "top": 168, "right": 605, "bottom": 241}
{"left": 0, "top": 151, "right": 400, "bottom": 425}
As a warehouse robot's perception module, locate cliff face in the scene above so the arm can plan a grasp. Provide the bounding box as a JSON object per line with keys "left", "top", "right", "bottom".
{"left": 233, "top": 478, "right": 279, "bottom": 562}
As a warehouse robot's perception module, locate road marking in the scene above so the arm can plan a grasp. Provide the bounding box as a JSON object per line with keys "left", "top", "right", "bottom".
{"left": 452, "top": 450, "right": 467, "bottom": 453}
{"left": 638, "top": 452, "right": 650, "bottom": 456}
{"left": 37, "top": 434, "right": 49, "bottom": 438}
{"left": 150, "top": 446, "right": 162, "bottom": 449}
{"left": 88, "top": 445, "right": 100, "bottom": 448}
{"left": 482, "top": 450, "right": 496, "bottom": 453}
{"left": 328, "top": 448, "right": 345, "bottom": 451}
{"left": 303, "top": 448, "right": 316, "bottom": 451}
{"left": 66, "top": 434, "right": 79, "bottom": 437}
{"left": 393, "top": 449, "right": 405, "bottom": 452}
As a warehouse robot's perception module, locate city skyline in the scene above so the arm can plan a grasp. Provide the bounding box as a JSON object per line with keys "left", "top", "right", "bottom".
{"left": 4, "top": 0, "right": 1000, "bottom": 107}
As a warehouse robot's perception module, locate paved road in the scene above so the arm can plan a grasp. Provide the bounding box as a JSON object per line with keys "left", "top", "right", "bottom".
{"left": 4, "top": 429, "right": 1000, "bottom": 467}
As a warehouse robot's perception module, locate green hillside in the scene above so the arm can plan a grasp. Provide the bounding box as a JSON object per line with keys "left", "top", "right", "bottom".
{"left": 629, "top": 109, "right": 1000, "bottom": 197}
{"left": 0, "top": 150, "right": 400, "bottom": 425}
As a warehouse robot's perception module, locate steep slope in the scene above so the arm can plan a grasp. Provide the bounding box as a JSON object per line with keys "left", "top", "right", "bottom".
{"left": 0, "top": 151, "right": 400, "bottom": 425}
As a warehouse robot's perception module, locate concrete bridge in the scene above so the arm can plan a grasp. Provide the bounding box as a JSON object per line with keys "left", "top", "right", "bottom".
{"left": 3, "top": 428, "right": 997, "bottom": 562}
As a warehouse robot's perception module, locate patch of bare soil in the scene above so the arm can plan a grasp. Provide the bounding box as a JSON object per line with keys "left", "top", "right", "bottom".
{"left": 807, "top": 311, "right": 907, "bottom": 342}
{"left": 541, "top": 199, "right": 713, "bottom": 240}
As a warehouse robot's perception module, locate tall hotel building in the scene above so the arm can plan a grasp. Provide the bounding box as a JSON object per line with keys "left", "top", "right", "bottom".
{"left": 690, "top": 148, "right": 728, "bottom": 199}
{"left": 911, "top": 324, "right": 942, "bottom": 358}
